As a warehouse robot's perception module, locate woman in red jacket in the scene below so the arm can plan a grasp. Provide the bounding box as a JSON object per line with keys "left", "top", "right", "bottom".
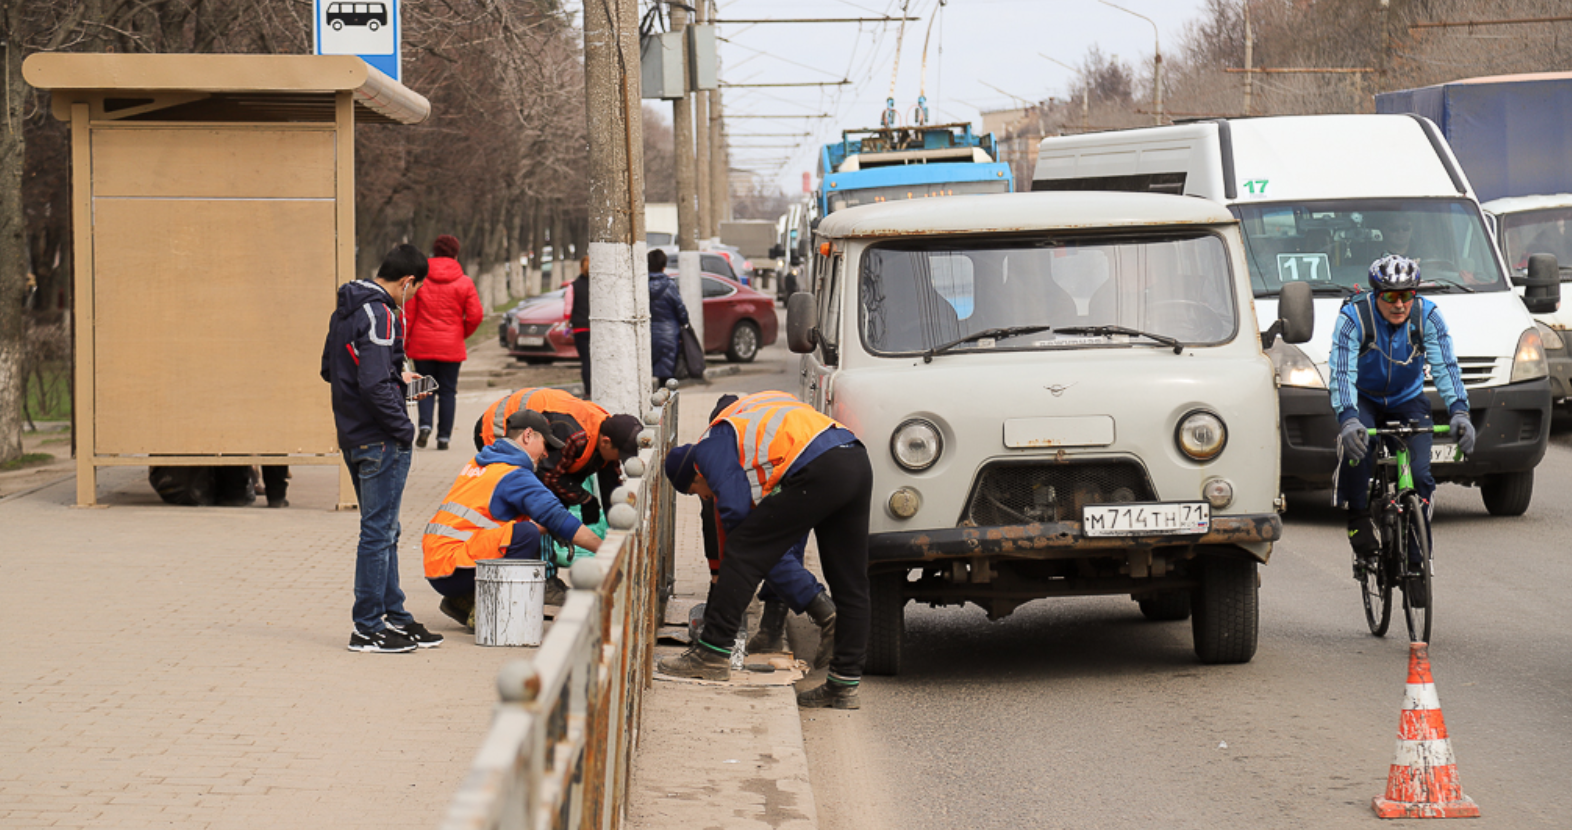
{"left": 404, "top": 234, "right": 484, "bottom": 450}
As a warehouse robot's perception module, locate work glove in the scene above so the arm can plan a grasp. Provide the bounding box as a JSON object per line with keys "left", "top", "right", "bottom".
{"left": 1339, "top": 418, "right": 1368, "bottom": 463}
{"left": 1449, "top": 412, "right": 1476, "bottom": 456}
{"left": 580, "top": 495, "right": 602, "bottom": 527}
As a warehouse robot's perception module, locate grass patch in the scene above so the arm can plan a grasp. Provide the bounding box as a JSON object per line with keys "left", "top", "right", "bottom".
{"left": 1, "top": 453, "right": 55, "bottom": 471}
{"left": 25, "top": 361, "right": 72, "bottom": 421}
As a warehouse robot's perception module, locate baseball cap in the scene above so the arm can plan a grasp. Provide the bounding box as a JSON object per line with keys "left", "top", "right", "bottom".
{"left": 506, "top": 408, "right": 565, "bottom": 449}
{"left": 601, "top": 414, "right": 644, "bottom": 460}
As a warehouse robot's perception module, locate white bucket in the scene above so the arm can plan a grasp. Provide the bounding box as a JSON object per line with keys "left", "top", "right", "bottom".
{"left": 475, "top": 559, "right": 547, "bottom": 647}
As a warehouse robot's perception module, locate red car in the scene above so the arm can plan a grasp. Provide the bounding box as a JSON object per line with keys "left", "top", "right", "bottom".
{"left": 504, "top": 273, "right": 778, "bottom": 364}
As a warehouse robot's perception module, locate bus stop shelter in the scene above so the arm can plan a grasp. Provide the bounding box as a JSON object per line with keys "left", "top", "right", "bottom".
{"left": 22, "top": 54, "right": 430, "bottom": 507}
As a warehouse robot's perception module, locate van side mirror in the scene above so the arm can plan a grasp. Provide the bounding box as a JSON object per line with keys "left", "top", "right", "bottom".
{"left": 1262, "top": 281, "right": 1314, "bottom": 348}
{"left": 1519, "top": 253, "right": 1561, "bottom": 314}
{"left": 786, "top": 292, "right": 819, "bottom": 353}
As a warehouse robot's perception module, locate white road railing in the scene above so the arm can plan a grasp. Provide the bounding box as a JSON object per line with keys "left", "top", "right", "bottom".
{"left": 440, "top": 389, "right": 680, "bottom": 830}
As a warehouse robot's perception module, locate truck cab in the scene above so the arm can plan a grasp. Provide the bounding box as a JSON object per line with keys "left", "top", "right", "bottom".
{"left": 787, "top": 191, "right": 1312, "bottom": 674}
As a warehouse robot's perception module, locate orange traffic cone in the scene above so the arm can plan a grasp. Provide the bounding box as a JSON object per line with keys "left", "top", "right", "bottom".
{"left": 1372, "top": 642, "right": 1480, "bottom": 819}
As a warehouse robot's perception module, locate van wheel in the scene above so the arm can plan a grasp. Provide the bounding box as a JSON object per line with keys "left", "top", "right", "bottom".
{"left": 726, "top": 321, "right": 760, "bottom": 363}
{"left": 331, "top": 19, "right": 343, "bottom": 30}
{"left": 1191, "top": 556, "right": 1258, "bottom": 664}
{"left": 368, "top": 20, "right": 380, "bottom": 31}
{"left": 864, "top": 573, "right": 906, "bottom": 676}
{"left": 1138, "top": 591, "right": 1191, "bottom": 621}
{"left": 1481, "top": 469, "right": 1533, "bottom": 516}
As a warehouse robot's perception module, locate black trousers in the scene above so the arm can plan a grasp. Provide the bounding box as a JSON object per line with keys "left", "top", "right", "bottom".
{"left": 700, "top": 442, "right": 873, "bottom": 678}
{"left": 573, "top": 331, "right": 592, "bottom": 397}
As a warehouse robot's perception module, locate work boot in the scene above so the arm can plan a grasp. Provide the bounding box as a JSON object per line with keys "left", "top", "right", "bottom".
{"left": 746, "top": 600, "right": 789, "bottom": 654}
{"left": 544, "top": 576, "right": 569, "bottom": 607}
{"left": 656, "top": 642, "right": 731, "bottom": 681}
{"left": 797, "top": 676, "right": 860, "bottom": 710}
{"left": 805, "top": 591, "right": 836, "bottom": 670}
{"left": 439, "top": 595, "right": 475, "bottom": 629}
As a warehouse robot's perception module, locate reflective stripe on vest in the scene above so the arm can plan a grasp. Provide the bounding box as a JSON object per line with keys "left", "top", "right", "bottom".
{"left": 423, "top": 461, "right": 520, "bottom": 578}
{"left": 712, "top": 392, "right": 838, "bottom": 504}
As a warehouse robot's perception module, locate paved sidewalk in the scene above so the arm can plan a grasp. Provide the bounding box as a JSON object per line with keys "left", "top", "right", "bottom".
{"left": 0, "top": 381, "right": 538, "bottom": 829}
{"left": 624, "top": 390, "right": 820, "bottom": 830}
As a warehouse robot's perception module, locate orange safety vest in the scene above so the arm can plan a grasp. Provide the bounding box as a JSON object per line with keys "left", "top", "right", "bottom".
{"left": 709, "top": 390, "right": 841, "bottom": 506}
{"left": 479, "top": 387, "right": 610, "bottom": 474}
{"left": 423, "top": 460, "right": 521, "bottom": 579}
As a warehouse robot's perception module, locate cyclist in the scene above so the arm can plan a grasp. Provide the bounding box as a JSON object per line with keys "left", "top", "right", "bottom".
{"left": 1330, "top": 255, "right": 1477, "bottom": 606}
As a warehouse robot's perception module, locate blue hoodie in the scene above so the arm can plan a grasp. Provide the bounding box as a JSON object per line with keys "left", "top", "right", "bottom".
{"left": 321, "top": 280, "right": 415, "bottom": 448}
{"left": 476, "top": 438, "right": 584, "bottom": 543}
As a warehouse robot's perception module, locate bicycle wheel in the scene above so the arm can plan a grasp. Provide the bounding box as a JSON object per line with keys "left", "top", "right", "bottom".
{"left": 1360, "top": 507, "right": 1394, "bottom": 637}
{"left": 1399, "top": 492, "right": 1432, "bottom": 643}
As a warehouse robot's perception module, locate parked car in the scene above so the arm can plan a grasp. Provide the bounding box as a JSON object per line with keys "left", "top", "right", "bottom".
{"left": 655, "top": 245, "right": 752, "bottom": 286}
{"left": 503, "top": 273, "right": 778, "bottom": 364}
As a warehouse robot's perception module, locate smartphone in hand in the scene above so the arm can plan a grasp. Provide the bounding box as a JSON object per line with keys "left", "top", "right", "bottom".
{"left": 405, "top": 374, "right": 438, "bottom": 401}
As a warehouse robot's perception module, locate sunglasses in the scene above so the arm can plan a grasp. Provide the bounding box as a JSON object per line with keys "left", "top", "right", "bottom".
{"left": 1378, "top": 290, "right": 1416, "bottom": 305}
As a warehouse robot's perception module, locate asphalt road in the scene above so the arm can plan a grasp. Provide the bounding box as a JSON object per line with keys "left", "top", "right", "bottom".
{"left": 709, "top": 335, "right": 1572, "bottom": 829}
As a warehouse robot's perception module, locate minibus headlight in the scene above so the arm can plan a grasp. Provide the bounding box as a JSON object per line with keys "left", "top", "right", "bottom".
{"left": 1176, "top": 410, "right": 1227, "bottom": 462}
{"left": 891, "top": 419, "right": 942, "bottom": 471}
{"left": 1512, "top": 328, "right": 1549, "bottom": 383}
{"left": 1266, "top": 340, "right": 1325, "bottom": 389}
{"left": 1535, "top": 322, "right": 1565, "bottom": 352}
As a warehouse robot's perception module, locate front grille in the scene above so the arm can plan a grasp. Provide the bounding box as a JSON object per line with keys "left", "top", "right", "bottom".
{"left": 1425, "top": 357, "right": 1498, "bottom": 390}
{"left": 962, "top": 460, "right": 1157, "bottom": 527}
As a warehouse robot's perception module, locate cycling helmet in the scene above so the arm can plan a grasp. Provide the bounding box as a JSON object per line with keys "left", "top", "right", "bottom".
{"left": 1368, "top": 255, "right": 1422, "bottom": 292}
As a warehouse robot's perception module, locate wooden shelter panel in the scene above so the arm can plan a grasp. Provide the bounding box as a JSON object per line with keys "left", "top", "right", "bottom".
{"left": 92, "top": 127, "right": 335, "bottom": 199}
{"left": 92, "top": 198, "right": 338, "bottom": 455}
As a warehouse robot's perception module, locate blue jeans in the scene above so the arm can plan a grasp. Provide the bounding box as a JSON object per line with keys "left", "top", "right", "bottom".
{"left": 413, "top": 360, "right": 462, "bottom": 441}
{"left": 427, "top": 523, "right": 543, "bottom": 598}
{"left": 346, "top": 442, "right": 414, "bottom": 633}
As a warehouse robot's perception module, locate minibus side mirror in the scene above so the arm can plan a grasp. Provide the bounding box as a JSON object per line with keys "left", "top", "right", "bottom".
{"left": 786, "top": 292, "right": 819, "bottom": 353}
{"left": 1262, "top": 281, "right": 1314, "bottom": 348}
{"left": 1518, "top": 253, "right": 1561, "bottom": 314}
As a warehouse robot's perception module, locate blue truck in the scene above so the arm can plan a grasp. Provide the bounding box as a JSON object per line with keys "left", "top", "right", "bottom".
{"left": 816, "top": 121, "right": 1013, "bottom": 217}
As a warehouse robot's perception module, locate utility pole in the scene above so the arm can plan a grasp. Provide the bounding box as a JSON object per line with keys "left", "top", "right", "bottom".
{"left": 1243, "top": 2, "right": 1253, "bottom": 116}
{"left": 711, "top": 84, "right": 728, "bottom": 231}
{"left": 584, "top": 0, "right": 649, "bottom": 417}
{"left": 694, "top": 0, "right": 712, "bottom": 244}
{"left": 671, "top": 2, "right": 704, "bottom": 348}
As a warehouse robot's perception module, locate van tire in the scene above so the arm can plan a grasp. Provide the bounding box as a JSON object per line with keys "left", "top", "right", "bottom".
{"left": 1191, "top": 556, "right": 1258, "bottom": 664}
{"left": 864, "top": 573, "right": 905, "bottom": 676}
{"left": 1481, "top": 469, "right": 1533, "bottom": 516}
{"left": 1138, "top": 591, "right": 1191, "bottom": 621}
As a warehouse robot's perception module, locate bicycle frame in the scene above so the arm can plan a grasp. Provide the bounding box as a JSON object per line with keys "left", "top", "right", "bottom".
{"left": 1359, "top": 421, "right": 1451, "bottom": 642}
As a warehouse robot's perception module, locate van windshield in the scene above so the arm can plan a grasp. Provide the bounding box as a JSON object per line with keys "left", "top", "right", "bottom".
{"left": 1234, "top": 199, "right": 1506, "bottom": 297}
{"left": 859, "top": 232, "right": 1237, "bottom": 355}
{"left": 1497, "top": 207, "right": 1572, "bottom": 278}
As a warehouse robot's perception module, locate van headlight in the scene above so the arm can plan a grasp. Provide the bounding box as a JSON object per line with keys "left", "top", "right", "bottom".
{"left": 1511, "top": 328, "right": 1549, "bottom": 383}
{"left": 1536, "top": 322, "right": 1565, "bottom": 352}
{"left": 1266, "top": 341, "right": 1325, "bottom": 389}
{"left": 1176, "top": 410, "right": 1227, "bottom": 462}
{"left": 891, "top": 419, "right": 943, "bottom": 471}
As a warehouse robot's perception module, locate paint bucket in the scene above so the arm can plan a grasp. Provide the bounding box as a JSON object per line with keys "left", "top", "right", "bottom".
{"left": 475, "top": 559, "right": 547, "bottom": 647}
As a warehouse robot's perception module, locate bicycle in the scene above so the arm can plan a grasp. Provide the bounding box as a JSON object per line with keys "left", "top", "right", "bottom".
{"left": 1356, "top": 421, "right": 1456, "bottom": 643}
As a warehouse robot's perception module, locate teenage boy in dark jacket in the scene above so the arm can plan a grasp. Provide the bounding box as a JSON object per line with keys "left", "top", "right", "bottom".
{"left": 321, "top": 244, "right": 444, "bottom": 654}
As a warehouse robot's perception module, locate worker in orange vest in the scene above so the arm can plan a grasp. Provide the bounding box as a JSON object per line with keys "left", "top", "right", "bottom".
{"left": 473, "top": 387, "right": 642, "bottom": 527}
{"left": 424, "top": 408, "right": 603, "bottom": 629}
{"left": 661, "top": 391, "right": 873, "bottom": 710}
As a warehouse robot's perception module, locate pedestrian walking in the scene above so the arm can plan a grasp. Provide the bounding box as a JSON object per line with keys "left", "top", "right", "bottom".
{"left": 320, "top": 243, "right": 444, "bottom": 654}
{"left": 647, "top": 248, "right": 690, "bottom": 387}
{"left": 569, "top": 256, "right": 592, "bottom": 397}
{"left": 660, "top": 391, "right": 873, "bottom": 709}
{"left": 404, "top": 234, "right": 484, "bottom": 451}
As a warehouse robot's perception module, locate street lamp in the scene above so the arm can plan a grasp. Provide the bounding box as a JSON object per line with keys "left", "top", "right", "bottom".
{"left": 1097, "top": 0, "right": 1162, "bottom": 125}
{"left": 1039, "top": 53, "right": 1089, "bottom": 134}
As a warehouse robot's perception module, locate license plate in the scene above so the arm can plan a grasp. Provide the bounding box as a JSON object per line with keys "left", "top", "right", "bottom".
{"left": 1430, "top": 443, "right": 1462, "bottom": 464}
{"left": 518, "top": 336, "right": 545, "bottom": 346}
{"left": 1082, "top": 502, "right": 1210, "bottom": 537}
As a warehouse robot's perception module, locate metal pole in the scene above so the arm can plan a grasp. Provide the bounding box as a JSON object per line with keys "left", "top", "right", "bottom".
{"left": 1098, "top": 1, "right": 1161, "bottom": 125}
{"left": 671, "top": 4, "right": 704, "bottom": 349}
{"left": 585, "top": 0, "right": 648, "bottom": 417}
{"left": 709, "top": 76, "right": 726, "bottom": 236}
{"left": 694, "top": 0, "right": 712, "bottom": 244}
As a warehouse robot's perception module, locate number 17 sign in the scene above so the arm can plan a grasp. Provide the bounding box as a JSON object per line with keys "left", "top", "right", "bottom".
{"left": 314, "top": 0, "right": 402, "bottom": 82}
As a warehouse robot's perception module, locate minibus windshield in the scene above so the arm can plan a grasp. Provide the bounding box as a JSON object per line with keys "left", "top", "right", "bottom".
{"left": 1497, "top": 207, "right": 1572, "bottom": 278}
{"left": 859, "top": 232, "right": 1237, "bottom": 355}
{"left": 1234, "top": 199, "right": 1506, "bottom": 297}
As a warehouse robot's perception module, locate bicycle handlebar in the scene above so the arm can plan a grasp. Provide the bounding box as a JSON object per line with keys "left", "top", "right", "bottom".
{"left": 1364, "top": 424, "right": 1451, "bottom": 438}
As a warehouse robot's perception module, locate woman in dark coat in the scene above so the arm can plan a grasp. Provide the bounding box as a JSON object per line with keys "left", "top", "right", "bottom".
{"left": 647, "top": 248, "right": 690, "bottom": 385}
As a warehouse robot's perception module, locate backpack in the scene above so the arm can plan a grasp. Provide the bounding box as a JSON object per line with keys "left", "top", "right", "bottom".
{"left": 1344, "top": 291, "right": 1424, "bottom": 357}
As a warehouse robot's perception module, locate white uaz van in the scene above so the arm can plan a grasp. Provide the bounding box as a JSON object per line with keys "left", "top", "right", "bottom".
{"left": 1482, "top": 194, "right": 1572, "bottom": 405}
{"left": 1034, "top": 115, "right": 1556, "bottom": 516}
{"left": 786, "top": 191, "right": 1312, "bottom": 674}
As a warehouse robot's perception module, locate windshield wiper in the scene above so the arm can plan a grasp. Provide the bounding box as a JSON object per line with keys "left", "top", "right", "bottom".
{"left": 1419, "top": 277, "right": 1476, "bottom": 294}
{"left": 1056, "top": 325, "right": 1185, "bottom": 354}
{"left": 1254, "top": 283, "right": 1352, "bottom": 298}
{"left": 922, "top": 325, "right": 1055, "bottom": 363}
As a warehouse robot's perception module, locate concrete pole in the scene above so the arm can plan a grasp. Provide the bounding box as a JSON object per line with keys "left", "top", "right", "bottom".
{"left": 694, "top": 0, "right": 712, "bottom": 240}
{"left": 584, "top": 0, "right": 650, "bottom": 418}
{"left": 1243, "top": 5, "right": 1254, "bottom": 116}
{"left": 672, "top": 3, "right": 704, "bottom": 347}
{"left": 709, "top": 88, "right": 726, "bottom": 235}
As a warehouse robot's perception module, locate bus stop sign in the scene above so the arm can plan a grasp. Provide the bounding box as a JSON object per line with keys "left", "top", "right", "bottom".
{"left": 314, "top": 0, "right": 401, "bottom": 82}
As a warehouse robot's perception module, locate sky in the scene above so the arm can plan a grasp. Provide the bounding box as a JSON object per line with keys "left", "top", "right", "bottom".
{"left": 702, "top": 0, "right": 1214, "bottom": 193}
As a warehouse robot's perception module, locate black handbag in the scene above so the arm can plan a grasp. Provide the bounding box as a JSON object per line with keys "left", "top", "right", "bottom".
{"left": 678, "top": 323, "right": 706, "bottom": 379}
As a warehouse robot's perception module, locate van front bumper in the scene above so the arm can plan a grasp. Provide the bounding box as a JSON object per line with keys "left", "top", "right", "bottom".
{"left": 866, "top": 513, "right": 1282, "bottom": 563}
{"left": 1277, "top": 380, "right": 1550, "bottom": 489}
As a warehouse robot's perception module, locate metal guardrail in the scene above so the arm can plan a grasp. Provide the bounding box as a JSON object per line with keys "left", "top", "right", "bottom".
{"left": 440, "top": 390, "right": 680, "bottom": 830}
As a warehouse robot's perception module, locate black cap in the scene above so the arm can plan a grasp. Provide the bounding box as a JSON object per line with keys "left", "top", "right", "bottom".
{"left": 506, "top": 409, "right": 565, "bottom": 449}
{"left": 601, "top": 414, "right": 643, "bottom": 460}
